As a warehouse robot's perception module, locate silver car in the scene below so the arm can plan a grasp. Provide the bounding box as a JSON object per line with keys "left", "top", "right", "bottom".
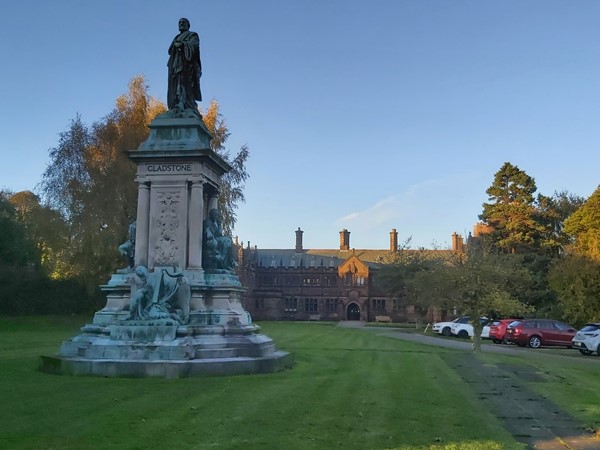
{"left": 572, "top": 323, "right": 600, "bottom": 356}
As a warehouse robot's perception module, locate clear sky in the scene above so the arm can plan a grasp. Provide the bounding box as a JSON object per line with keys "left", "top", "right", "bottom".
{"left": 1, "top": 1, "right": 599, "bottom": 250}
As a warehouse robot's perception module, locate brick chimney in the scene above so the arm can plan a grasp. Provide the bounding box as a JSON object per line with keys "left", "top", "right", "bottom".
{"left": 295, "top": 227, "right": 303, "bottom": 252}
{"left": 339, "top": 229, "right": 350, "bottom": 250}
{"left": 389, "top": 228, "right": 398, "bottom": 252}
{"left": 451, "top": 232, "right": 464, "bottom": 252}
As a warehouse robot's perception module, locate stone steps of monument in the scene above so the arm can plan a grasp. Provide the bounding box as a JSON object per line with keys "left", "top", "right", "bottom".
{"left": 40, "top": 351, "right": 294, "bottom": 377}
{"left": 60, "top": 340, "right": 276, "bottom": 361}
{"left": 194, "top": 348, "right": 238, "bottom": 358}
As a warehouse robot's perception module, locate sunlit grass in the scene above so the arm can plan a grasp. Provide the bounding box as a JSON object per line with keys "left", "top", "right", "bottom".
{"left": 0, "top": 318, "right": 533, "bottom": 449}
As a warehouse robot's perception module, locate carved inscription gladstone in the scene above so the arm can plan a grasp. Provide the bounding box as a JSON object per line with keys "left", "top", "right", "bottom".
{"left": 154, "top": 191, "right": 182, "bottom": 266}
{"left": 147, "top": 163, "right": 192, "bottom": 173}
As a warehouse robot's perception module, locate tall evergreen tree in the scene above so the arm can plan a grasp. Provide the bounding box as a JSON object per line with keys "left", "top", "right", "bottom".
{"left": 480, "top": 162, "right": 545, "bottom": 253}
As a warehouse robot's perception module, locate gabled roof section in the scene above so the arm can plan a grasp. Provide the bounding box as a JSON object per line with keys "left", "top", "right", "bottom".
{"left": 338, "top": 254, "right": 369, "bottom": 277}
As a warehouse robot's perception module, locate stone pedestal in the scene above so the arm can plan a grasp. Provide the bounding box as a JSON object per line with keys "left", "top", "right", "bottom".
{"left": 41, "top": 115, "right": 292, "bottom": 378}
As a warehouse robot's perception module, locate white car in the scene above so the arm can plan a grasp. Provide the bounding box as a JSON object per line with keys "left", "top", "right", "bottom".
{"left": 432, "top": 316, "right": 469, "bottom": 336}
{"left": 451, "top": 318, "right": 491, "bottom": 339}
{"left": 572, "top": 323, "right": 600, "bottom": 355}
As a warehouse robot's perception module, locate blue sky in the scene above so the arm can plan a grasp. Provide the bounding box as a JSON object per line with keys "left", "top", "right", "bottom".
{"left": 1, "top": 1, "right": 599, "bottom": 250}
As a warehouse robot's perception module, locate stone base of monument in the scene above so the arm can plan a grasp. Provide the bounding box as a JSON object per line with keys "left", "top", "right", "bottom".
{"left": 40, "top": 272, "right": 293, "bottom": 378}
{"left": 40, "top": 112, "right": 293, "bottom": 378}
{"left": 40, "top": 329, "right": 292, "bottom": 378}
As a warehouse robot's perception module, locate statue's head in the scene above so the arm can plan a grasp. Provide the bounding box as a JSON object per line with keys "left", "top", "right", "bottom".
{"left": 178, "top": 18, "right": 190, "bottom": 32}
{"left": 209, "top": 208, "right": 221, "bottom": 222}
{"left": 134, "top": 265, "right": 148, "bottom": 280}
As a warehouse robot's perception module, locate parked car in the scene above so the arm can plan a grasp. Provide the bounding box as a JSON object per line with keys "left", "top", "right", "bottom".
{"left": 451, "top": 318, "right": 491, "bottom": 339}
{"left": 572, "top": 323, "right": 600, "bottom": 356}
{"left": 488, "top": 319, "right": 518, "bottom": 344}
{"left": 432, "top": 316, "right": 469, "bottom": 336}
{"left": 505, "top": 319, "right": 577, "bottom": 348}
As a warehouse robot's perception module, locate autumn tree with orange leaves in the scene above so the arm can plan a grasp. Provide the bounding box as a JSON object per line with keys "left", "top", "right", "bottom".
{"left": 40, "top": 76, "right": 249, "bottom": 291}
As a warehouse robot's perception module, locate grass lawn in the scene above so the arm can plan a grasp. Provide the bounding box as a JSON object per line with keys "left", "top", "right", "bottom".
{"left": 1, "top": 318, "right": 597, "bottom": 449}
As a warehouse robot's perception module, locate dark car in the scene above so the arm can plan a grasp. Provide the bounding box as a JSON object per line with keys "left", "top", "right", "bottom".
{"left": 505, "top": 319, "right": 577, "bottom": 349}
{"left": 488, "top": 318, "right": 517, "bottom": 344}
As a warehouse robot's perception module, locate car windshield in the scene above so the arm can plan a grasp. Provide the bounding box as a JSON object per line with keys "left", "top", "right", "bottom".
{"left": 508, "top": 321, "right": 521, "bottom": 328}
{"left": 449, "top": 317, "right": 467, "bottom": 323}
{"left": 580, "top": 324, "right": 600, "bottom": 332}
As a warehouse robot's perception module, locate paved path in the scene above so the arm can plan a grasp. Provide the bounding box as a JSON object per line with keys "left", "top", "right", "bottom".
{"left": 359, "top": 326, "right": 600, "bottom": 449}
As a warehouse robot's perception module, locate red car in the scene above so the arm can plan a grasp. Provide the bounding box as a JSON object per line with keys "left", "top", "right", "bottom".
{"left": 505, "top": 319, "right": 577, "bottom": 349}
{"left": 488, "top": 319, "right": 517, "bottom": 344}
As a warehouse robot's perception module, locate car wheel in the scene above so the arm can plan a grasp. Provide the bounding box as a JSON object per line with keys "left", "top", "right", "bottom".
{"left": 597, "top": 344, "right": 600, "bottom": 356}
{"left": 457, "top": 330, "right": 469, "bottom": 339}
{"left": 492, "top": 339, "right": 502, "bottom": 344}
{"left": 579, "top": 348, "right": 593, "bottom": 356}
{"left": 502, "top": 337, "right": 512, "bottom": 345}
{"left": 528, "top": 336, "right": 542, "bottom": 349}
{"left": 442, "top": 327, "right": 451, "bottom": 336}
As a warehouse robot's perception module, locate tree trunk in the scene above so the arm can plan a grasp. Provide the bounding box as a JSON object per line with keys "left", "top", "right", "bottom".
{"left": 472, "top": 320, "right": 483, "bottom": 352}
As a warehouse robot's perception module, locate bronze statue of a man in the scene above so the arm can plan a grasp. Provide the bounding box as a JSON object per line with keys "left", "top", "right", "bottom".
{"left": 167, "top": 18, "right": 202, "bottom": 112}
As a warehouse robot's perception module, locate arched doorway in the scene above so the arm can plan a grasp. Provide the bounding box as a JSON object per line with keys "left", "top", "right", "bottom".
{"left": 347, "top": 302, "right": 360, "bottom": 321}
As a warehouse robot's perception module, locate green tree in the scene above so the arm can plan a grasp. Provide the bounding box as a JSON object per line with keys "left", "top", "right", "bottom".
{"left": 0, "top": 192, "right": 39, "bottom": 270}
{"left": 9, "top": 191, "right": 68, "bottom": 278}
{"left": 480, "top": 162, "right": 545, "bottom": 253}
{"left": 563, "top": 186, "right": 600, "bottom": 260}
{"left": 548, "top": 254, "right": 600, "bottom": 327}
{"left": 547, "top": 187, "right": 600, "bottom": 326}
{"left": 379, "top": 244, "right": 534, "bottom": 351}
{"left": 444, "top": 251, "right": 534, "bottom": 351}
{"left": 536, "top": 191, "right": 585, "bottom": 257}
{"left": 377, "top": 247, "right": 453, "bottom": 326}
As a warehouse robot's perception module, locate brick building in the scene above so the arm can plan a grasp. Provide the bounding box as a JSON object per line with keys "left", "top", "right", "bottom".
{"left": 236, "top": 228, "right": 464, "bottom": 323}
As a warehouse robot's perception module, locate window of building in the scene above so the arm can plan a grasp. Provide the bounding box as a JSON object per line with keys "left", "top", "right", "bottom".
{"left": 372, "top": 299, "right": 386, "bottom": 311}
{"left": 284, "top": 297, "right": 298, "bottom": 312}
{"left": 304, "top": 298, "right": 319, "bottom": 313}
{"left": 392, "top": 299, "right": 402, "bottom": 310}
{"left": 324, "top": 276, "right": 336, "bottom": 287}
{"left": 326, "top": 298, "right": 338, "bottom": 312}
{"left": 255, "top": 298, "right": 265, "bottom": 310}
{"left": 302, "top": 276, "right": 321, "bottom": 286}
{"left": 344, "top": 274, "right": 352, "bottom": 286}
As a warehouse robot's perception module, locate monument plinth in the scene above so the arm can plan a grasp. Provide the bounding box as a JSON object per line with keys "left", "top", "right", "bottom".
{"left": 40, "top": 18, "right": 291, "bottom": 377}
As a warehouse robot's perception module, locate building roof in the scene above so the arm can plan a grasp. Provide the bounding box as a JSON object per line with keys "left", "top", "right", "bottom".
{"left": 252, "top": 248, "right": 394, "bottom": 269}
